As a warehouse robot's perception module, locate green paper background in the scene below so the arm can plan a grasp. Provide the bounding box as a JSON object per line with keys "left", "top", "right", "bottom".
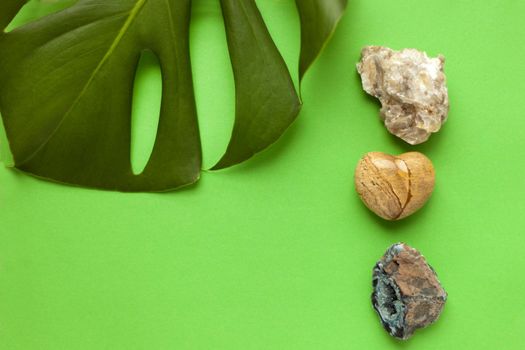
{"left": 1, "top": 0, "right": 524, "bottom": 349}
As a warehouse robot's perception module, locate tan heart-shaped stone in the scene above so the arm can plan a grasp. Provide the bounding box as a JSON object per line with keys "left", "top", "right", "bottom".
{"left": 354, "top": 152, "right": 435, "bottom": 220}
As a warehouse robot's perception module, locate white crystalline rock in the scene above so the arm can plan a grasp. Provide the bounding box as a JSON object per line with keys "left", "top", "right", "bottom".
{"left": 357, "top": 46, "right": 449, "bottom": 145}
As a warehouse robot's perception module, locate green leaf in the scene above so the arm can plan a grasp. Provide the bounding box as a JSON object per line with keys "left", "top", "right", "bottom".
{"left": 0, "top": 0, "right": 201, "bottom": 191}
{"left": 212, "top": 0, "right": 301, "bottom": 170}
{"left": 0, "top": 0, "right": 347, "bottom": 191}
{"left": 295, "top": 0, "right": 348, "bottom": 81}
{"left": 0, "top": 0, "right": 28, "bottom": 31}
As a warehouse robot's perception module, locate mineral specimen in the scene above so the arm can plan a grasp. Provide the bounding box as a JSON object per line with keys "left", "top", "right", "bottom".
{"left": 354, "top": 152, "right": 435, "bottom": 220}
{"left": 372, "top": 243, "right": 447, "bottom": 340}
{"left": 357, "top": 46, "right": 449, "bottom": 145}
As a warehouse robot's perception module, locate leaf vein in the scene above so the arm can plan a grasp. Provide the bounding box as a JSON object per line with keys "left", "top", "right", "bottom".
{"left": 19, "top": 0, "right": 147, "bottom": 166}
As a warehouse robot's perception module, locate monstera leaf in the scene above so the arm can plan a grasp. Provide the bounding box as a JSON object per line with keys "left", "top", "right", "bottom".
{"left": 0, "top": 0, "right": 347, "bottom": 192}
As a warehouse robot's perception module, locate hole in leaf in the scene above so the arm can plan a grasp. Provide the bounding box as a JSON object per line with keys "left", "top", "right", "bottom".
{"left": 255, "top": 0, "right": 300, "bottom": 90}
{"left": 131, "top": 50, "right": 162, "bottom": 175}
{"left": 190, "top": 0, "right": 235, "bottom": 169}
{"left": 6, "top": 0, "right": 76, "bottom": 32}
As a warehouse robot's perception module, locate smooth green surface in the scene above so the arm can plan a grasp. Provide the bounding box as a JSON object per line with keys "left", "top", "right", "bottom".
{"left": 1, "top": 0, "right": 525, "bottom": 348}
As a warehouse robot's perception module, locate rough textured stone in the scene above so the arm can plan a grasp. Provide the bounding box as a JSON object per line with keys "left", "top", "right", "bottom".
{"left": 357, "top": 46, "right": 449, "bottom": 145}
{"left": 372, "top": 243, "right": 447, "bottom": 340}
{"left": 354, "top": 152, "right": 435, "bottom": 220}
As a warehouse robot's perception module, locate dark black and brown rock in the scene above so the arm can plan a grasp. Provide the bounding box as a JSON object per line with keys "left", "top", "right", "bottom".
{"left": 372, "top": 243, "right": 447, "bottom": 340}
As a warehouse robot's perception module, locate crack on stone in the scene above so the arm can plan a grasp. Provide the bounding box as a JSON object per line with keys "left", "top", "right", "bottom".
{"left": 367, "top": 155, "right": 403, "bottom": 218}
{"left": 394, "top": 158, "right": 412, "bottom": 219}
